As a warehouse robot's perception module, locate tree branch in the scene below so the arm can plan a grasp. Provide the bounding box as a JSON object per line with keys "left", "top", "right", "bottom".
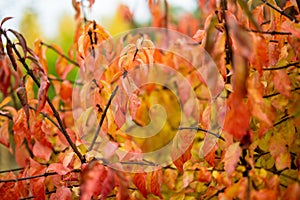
{"left": 178, "top": 126, "right": 225, "bottom": 141}
{"left": 263, "top": 62, "right": 299, "bottom": 71}
{"left": 263, "top": 87, "right": 300, "bottom": 98}
{"left": 40, "top": 41, "right": 80, "bottom": 67}
{"left": 3, "top": 32, "right": 86, "bottom": 163}
{"left": 246, "top": 29, "right": 292, "bottom": 35}
{"left": 261, "top": 0, "right": 299, "bottom": 23}
{"left": 88, "top": 85, "right": 119, "bottom": 151}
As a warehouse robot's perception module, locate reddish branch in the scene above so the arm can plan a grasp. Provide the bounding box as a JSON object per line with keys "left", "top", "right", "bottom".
{"left": 2, "top": 32, "right": 86, "bottom": 163}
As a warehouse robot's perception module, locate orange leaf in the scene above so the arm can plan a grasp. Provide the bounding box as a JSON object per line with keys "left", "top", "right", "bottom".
{"left": 163, "top": 169, "right": 178, "bottom": 190}
{"left": 283, "top": 183, "right": 300, "bottom": 200}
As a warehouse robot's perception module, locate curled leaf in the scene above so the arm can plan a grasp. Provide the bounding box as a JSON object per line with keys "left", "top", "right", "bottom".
{"left": 0, "top": 17, "right": 13, "bottom": 27}
{"left": 6, "top": 42, "right": 18, "bottom": 71}
{"left": 37, "top": 73, "right": 50, "bottom": 113}
{"left": 16, "top": 86, "right": 29, "bottom": 121}
{"left": 8, "top": 29, "right": 27, "bottom": 58}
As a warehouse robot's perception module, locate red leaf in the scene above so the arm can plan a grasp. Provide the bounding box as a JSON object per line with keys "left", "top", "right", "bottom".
{"left": 47, "top": 163, "right": 71, "bottom": 176}
{"left": 29, "top": 159, "right": 46, "bottom": 200}
{"left": 283, "top": 183, "right": 300, "bottom": 200}
{"left": 197, "top": 167, "right": 212, "bottom": 183}
{"left": 224, "top": 94, "right": 250, "bottom": 140}
{"left": 80, "top": 161, "right": 107, "bottom": 200}
{"left": 0, "top": 172, "right": 20, "bottom": 200}
{"left": 33, "top": 140, "right": 52, "bottom": 161}
{"left": 223, "top": 142, "right": 242, "bottom": 175}
{"left": 133, "top": 172, "right": 148, "bottom": 198}
{"left": 114, "top": 170, "right": 129, "bottom": 200}
{"left": 101, "top": 168, "right": 115, "bottom": 200}
{"left": 37, "top": 73, "right": 50, "bottom": 113}
{"left": 150, "top": 168, "right": 163, "bottom": 199}
{"left": 49, "top": 186, "right": 72, "bottom": 200}
{"left": 172, "top": 144, "right": 192, "bottom": 173}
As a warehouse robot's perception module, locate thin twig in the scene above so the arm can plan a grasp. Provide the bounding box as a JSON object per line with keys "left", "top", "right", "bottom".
{"left": 273, "top": 116, "right": 294, "bottom": 127}
{"left": 88, "top": 85, "right": 119, "bottom": 151}
{"left": 246, "top": 29, "right": 292, "bottom": 35}
{"left": 0, "top": 169, "right": 81, "bottom": 183}
{"left": 0, "top": 167, "right": 24, "bottom": 174}
{"left": 263, "top": 62, "right": 299, "bottom": 70}
{"left": 29, "top": 106, "right": 62, "bottom": 132}
{"left": 3, "top": 33, "right": 85, "bottom": 163}
{"left": 0, "top": 172, "right": 57, "bottom": 183}
{"left": 261, "top": 0, "right": 299, "bottom": 23}
{"left": 20, "top": 184, "right": 80, "bottom": 200}
{"left": 40, "top": 42, "right": 79, "bottom": 67}
{"left": 48, "top": 77, "right": 83, "bottom": 86}
{"left": 178, "top": 126, "right": 225, "bottom": 141}
{"left": 263, "top": 87, "right": 300, "bottom": 98}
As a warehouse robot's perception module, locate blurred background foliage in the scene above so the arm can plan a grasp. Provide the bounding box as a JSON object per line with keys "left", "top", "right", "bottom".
{"left": 0, "top": 0, "right": 198, "bottom": 171}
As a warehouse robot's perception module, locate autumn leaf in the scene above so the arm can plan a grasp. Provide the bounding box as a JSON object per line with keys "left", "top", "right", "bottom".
{"left": 37, "top": 72, "right": 50, "bottom": 113}
{"left": 101, "top": 168, "right": 115, "bottom": 200}
{"left": 223, "top": 142, "right": 242, "bottom": 175}
{"left": 133, "top": 172, "right": 148, "bottom": 198}
{"left": 150, "top": 168, "right": 163, "bottom": 199}
{"left": 163, "top": 168, "right": 178, "bottom": 190}
{"left": 29, "top": 158, "right": 46, "bottom": 200}
{"left": 80, "top": 161, "right": 107, "bottom": 200}
{"left": 49, "top": 186, "right": 72, "bottom": 200}
{"left": 47, "top": 163, "right": 71, "bottom": 176}
{"left": 273, "top": 70, "right": 292, "bottom": 98}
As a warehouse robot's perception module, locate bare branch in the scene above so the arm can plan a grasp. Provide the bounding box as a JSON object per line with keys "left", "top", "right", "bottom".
{"left": 88, "top": 85, "right": 119, "bottom": 151}
{"left": 40, "top": 41, "right": 80, "bottom": 67}
{"left": 263, "top": 62, "right": 299, "bottom": 71}
{"left": 261, "top": 0, "right": 299, "bottom": 23}
{"left": 178, "top": 126, "right": 225, "bottom": 141}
